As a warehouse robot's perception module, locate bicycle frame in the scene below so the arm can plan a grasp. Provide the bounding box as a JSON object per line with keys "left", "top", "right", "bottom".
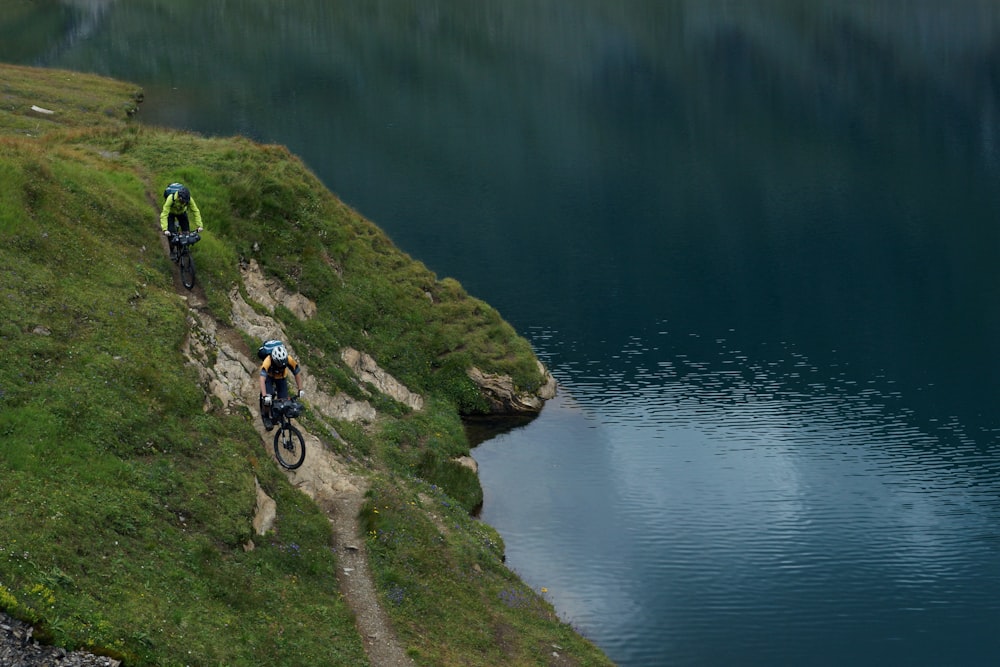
{"left": 171, "top": 231, "right": 200, "bottom": 289}
{"left": 270, "top": 397, "right": 306, "bottom": 469}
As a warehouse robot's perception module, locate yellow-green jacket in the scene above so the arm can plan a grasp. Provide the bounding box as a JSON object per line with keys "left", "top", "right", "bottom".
{"left": 160, "top": 193, "right": 204, "bottom": 231}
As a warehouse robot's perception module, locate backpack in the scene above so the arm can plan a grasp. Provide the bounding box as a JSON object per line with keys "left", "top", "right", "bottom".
{"left": 163, "top": 182, "right": 185, "bottom": 200}
{"left": 257, "top": 339, "right": 284, "bottom": 361}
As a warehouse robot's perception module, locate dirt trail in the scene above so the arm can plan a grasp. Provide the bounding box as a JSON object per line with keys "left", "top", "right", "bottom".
{"left": 165, "top": 229, "right": 414, "bottom": 666}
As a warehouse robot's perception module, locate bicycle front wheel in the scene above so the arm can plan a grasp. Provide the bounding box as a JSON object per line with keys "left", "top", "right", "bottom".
{"left": 179, "top": 251, "right": 196, "bottom": 289}
{"left": 273, "top": 423, "right": 305, "bottom": 469}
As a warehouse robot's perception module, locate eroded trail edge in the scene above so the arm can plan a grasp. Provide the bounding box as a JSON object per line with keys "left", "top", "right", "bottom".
{"left": 181, "top": 260, "right": 416, "bottom": 667}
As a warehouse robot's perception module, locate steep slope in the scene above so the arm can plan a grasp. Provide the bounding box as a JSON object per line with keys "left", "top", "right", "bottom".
{"left": 0, "top": 64, "right": 611, "bottom": 667}
{"left": 179, "top": 259, "right": 415, "bottom": 666}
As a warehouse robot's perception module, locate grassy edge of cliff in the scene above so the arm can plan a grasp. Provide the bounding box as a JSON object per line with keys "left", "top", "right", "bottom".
{"left": 0, "top": 64, "right": 612, "bottom": 667}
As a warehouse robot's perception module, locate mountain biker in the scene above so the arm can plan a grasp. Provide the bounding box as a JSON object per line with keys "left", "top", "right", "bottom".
{"left": 160, "top": 184, "right": 203, "bottom": 261}
{"left": 259, "top": 344, "right": 305, "bottom": 431}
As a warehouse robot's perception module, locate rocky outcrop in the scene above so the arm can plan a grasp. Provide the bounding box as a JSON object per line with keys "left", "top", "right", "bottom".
{"left": 467, "top": 361, "right": 557, "bottom": 414}
{"left": 341, "top": 347, "right": 424, "bottom": 411}
{"left": 0, "top": 612, "right": 120, "bottom": 667}
{"left": 454, "top": 456, "right": 478, "bottom": 473}
{"left": 181, "top": 281, "right": 417, "bottom": 666}
{"left": 240, "top": 258, "right": 317, "bottom": 321}
{"left": 187, "top": 290, "right": 378, "bottom": 425}
{"left": 252, "top": 477, "right": 277, "bottom": 536}
{"left": 307, "top": 388, "right": 378, "bottom": 423}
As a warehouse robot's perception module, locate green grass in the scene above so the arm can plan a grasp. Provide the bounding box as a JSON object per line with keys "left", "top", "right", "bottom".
{"left": 0, "top": 63, "right": 612, "bottom": 666}
{"left": 361, "top": 478, "right": 611, "bottom": 667}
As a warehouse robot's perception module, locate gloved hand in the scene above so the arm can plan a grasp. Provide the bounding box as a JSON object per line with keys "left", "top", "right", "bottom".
{"left": 263, "top": 395, "right": 272, "bottom": 406}
{"left": 196, "top": 227, "right": 203, "bottom": 232}
{"left": 298, "top": 390, "right": 305, "bottom": 398}
{"left": 163, "top": 229, "right": 171, "bottom": 236}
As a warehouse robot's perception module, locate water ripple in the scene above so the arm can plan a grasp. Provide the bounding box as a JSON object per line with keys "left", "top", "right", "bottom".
{"left": 478, "top": 324, "right": 1000, "bottom": 667}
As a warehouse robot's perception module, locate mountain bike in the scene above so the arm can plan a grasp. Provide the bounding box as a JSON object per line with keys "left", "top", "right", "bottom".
{"left": 271, "top": 397, "right": 306, "bottom": 470}
{"left": 170, "top": 231, "right": 200, "bottom": 289}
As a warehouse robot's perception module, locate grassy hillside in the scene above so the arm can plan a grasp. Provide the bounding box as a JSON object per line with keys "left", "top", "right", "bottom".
{"left": 0, "top": 64, "right": 611, "bottom": 667}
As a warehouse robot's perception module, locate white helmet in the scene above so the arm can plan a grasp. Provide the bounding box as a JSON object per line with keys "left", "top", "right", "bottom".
{"left": 270, "top": 344, "right": 288, "bottom": 368}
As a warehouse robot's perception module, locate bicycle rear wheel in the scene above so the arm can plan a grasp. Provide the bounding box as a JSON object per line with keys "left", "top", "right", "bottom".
{"left": 273, "top": 422, "right": 305, "bottom": 469}
{"left": 179, "top": 251, "right": 195, "bottom": 289}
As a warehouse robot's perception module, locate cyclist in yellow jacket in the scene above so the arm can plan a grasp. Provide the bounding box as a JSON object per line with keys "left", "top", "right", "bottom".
{"left": 160, "top": 185, "right": 203, "bottom": 261}
{"left": 259, "top": 344, "right": 305, "bottom": 431}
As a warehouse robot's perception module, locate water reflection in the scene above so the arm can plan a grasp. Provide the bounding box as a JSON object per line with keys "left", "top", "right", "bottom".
{"left": 476, "top": 326, "right": 1000, "bottom": 666}
{"left": 6, "top": 2, "right": 1000, "bottom": 666}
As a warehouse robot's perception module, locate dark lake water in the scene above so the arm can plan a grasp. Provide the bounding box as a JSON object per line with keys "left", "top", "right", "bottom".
{"left": 5, "top": 2, "right": 1000, "bottom": 665}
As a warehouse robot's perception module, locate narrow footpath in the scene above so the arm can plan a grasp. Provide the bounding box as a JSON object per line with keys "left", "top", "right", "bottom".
{"left": 172, "top": 224, "right": 416, "bottom": 667}
{"left": 0, "top": 211, "right": 420, "bottom": 666}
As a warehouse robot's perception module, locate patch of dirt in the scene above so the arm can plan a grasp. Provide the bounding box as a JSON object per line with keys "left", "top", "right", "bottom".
{"left": 323, "top": 490, "right": 416, "bottom": 666}
{"left": 248, "top": 406, "right": 415, "bottom": 667}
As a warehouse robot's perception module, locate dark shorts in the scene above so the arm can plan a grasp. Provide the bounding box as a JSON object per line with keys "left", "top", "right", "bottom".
{"left": 264, "top": 377, "right": 290, "bottom": 399}
{"left": 167, "top": 212, "right": 190, "bottom": 234}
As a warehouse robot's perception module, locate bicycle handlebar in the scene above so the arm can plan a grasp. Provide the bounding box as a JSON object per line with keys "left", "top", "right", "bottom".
{"left": 172, "top": 231, "right": 201, "bottom": 246}
{"left": 271, "top": 397, "right": 303, "bottom": 418}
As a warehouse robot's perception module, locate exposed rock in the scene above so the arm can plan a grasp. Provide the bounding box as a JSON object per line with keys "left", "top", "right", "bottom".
{"left": 467, "top": 361, "right": 557, "bottom": 414}
{"left": 229, "top": 285, "right": 288, "bottom": 346}
{"left": 189, "top": 288, "right": 415, "bottom": 666}
{"left": 454, "top": 456, "right": 478, "bottom": 473}
{"left": 0, "top": 612, "right": 119, "bottom": 667}
{"left": 536, "top": 361, "right": 558, "bottom": 399}
{"left": 187, "top": 290, "right": 385, "bottom": 426}
{"left": 252, "top": 477, "right": 277, "bottom": 535}
{"left": 184, "top": 311, "right": 257, "bottom": 412}
{"left": 308, "top": 388, "right": 377, "bottom": 424}
{"left": 283, "top": 441, "right": 363, "bottom": 503}
{"left": 341, "top": 347, "right": 424, "bottom": 411}
{"left": 240, "top": 259, "right": 316, "bottom": 320}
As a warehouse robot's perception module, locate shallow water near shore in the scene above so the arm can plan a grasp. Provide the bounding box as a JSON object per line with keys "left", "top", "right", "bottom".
{"left": 6, "top": 1, "right": 1000, "bottom": 665}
